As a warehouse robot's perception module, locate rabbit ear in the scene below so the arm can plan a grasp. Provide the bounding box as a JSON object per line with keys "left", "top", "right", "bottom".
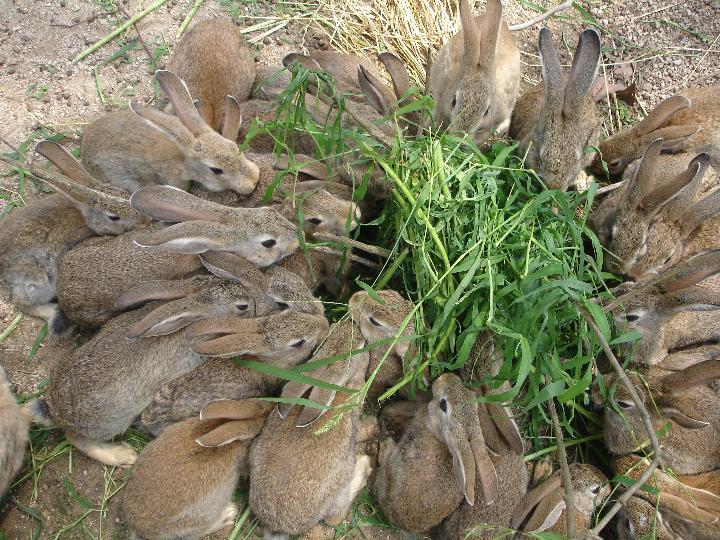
{"left": 221, "top": 95, "right": 242, "bottom": 141}
{"left": 295, "top": 386, "right": 341, "bottom": 427}
{"left": 538, "top": 28, "right": 563, "bottom": 102}
{"left": 468, "top": 419, "right": 498, "bottom": 505}
{"left": 511, "top": 473, "right": 563, "bottom": 529}
{"left": 643, "top": 124, "right": 701, "bottom": 149}
{"left": 155, "top": 70, "right": 209, "bottom": 137}
{"left": 133, "top": 221, "right": 233, "bottom": 254}
{"left": 127, "top": 297, "right": 209, "bottom": 338}
{"left": 655, "top": 490, "right": 720, "bottom": 524}
{"left": 662, "top": 249, "right": 720, "bottom": 293}
{"left": 130, "top": 185, "right": 238, "bottom": 223}
{"left": 192, "top": 330, "right": 270, "bottom": 358}
{"left": 129, "top": 100, "right": 195, "bottom": 148}
{"left": 523, "top": 488, "right": 566, "bottom": 532}
{"left": 634, "top": 95, "right": 691, "bottom": 136}
{"left": 476, "top": 400, "right": 505, "bottom": 454}
{"left": 282, "top": 53, "right": 323, "bottom": 71}
{"left": 661, "top": 359, "right": 720, "bottom": 395}
{"left": 659, "top": 402, "right": 710, "bottom": 429}
{"left": 186, "top": 317, "right": 259, "bottom": 338}
{"left": 199, "top": 251, "right": 267, "bottom": 290}
{"left": 679, "top": 184, "right": 720, "bottom": 238}
{"left": 193, "top": 99, "right": 214, "bottom": 126}
{"left": 358, "top": 64, "right": 390, "bottom": 116}
{"left": 196, "top": 418, "right": 266, "bottom": 447}
{"left": 278, "top": 381, "right": 314, "bottom": 419}
{"left": 274, "top": 155, "right": 331, "bottom": 180}
{"left": 620, "top": 138, "right": 664, "bottom": 214}
{"left": 115, "top": 279, "right": 196, "bottom": 311}
{"left": 441, "top": 426, "right": 476, "bottom": 505}
{"left": 459, "top": 0, "right": 481, "bottom": 68}
{"left": 563, "top": 29, "right": 601, "bottom": 114}
{"left": 484, "top": 402, "right": 524, "bottom": 455}
{"left": 643, "top": 152, "right": 709, "bottom": 215}
{"left": 200, "top": 399, "right": 272, "bottom": 420}
{"left": 476, "top": 0, "right": 502, "bottom": 69}
{"left": 378, "top": 52, "right": 412, "bottom": 103}
{"left": 35, "top": 141, "right": 94, "bottom": 185}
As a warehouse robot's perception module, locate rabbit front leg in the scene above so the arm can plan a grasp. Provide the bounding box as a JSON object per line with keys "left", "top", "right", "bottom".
{"left": 201, "top": 502, "right": 238, "bottom": 537}
{"left": 323, "top": 454, "right": 373, "bottom": 526}
{"left": 65, "top": 435, "right": 137, "bottom": 467}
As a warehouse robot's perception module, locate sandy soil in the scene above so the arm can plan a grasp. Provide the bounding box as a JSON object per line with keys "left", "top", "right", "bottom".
{"left": 0, "top": 0, "right": 718, "bottom": 538}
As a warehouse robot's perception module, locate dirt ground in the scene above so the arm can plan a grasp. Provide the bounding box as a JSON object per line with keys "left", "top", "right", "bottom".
{"left": 1, "top": 0, "right": 719, "bottom": 538}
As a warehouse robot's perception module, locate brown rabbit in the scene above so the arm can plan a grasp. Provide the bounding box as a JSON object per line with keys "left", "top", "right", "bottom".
{"left": 166, "top": 17, "right": 255, "bottom": 131}
{"left": 0, "top": 365, "right": 30, "bottom": 496}
{"left": 124, "top": 399, "right": 271, "bottom": 539}
{"left": 0, "top": 141, "right": 141, "bottom": 337}
{"left": 510, "top": 28, "right": 602, "bottom": 191}
{"left": 430, "top": 0, "right": 521, "bottom": 143}
{"left": 617, "top": 494, "right": 676, "bottom": 540}
{"left": 594, "top": 368, "right": 720, "bottom": 474}
{"left": 81, "top": 70, "right": 260, "bottom": 194}
{"left": 26, "top": 278, "right": 262, "bottom": 467}
{"left": 591, "top": 84, "right": 720, "bottom": 178}
{"left": 371, "top": 373, "right": 499, "bottom": 533}
{"left": 249, "top": 315, "right": 375, "bottom": 538}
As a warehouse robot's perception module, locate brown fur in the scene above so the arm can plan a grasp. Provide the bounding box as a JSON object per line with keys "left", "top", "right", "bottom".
{"left": 0, "top": 366, "right": 29, "bottom": 496}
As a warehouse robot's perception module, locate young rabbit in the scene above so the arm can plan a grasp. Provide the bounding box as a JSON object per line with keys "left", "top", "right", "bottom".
{"left": 26, "top": 278, "right": 260, "bottom": 467}
{"left": 0, "top": 141, "right": 141, "bottom": 337}
{"left": 81, "top": 70, "right": 260, "bottom": 194}
{"left": 593, "top": 368, "right": 720, "bottom": 475}
{"left": 430, "top": 0, "right": 521, "bottom": 142}
{"left": 590, "top": 84, "right": 720, "bottom": 178}
{"left": 124, "top": 399, "right": 271, "bottom": 540}
{"left": 249, "top": 317, "right": 374, "bottom": 538}
{"left": 56, "top": 186, "right": 298, "bottom": 326}
{"left": 166, "top": 17, "right": 255, "bottom": 132}
{"left": 371, "top": 373, "right": 499, "bottom": 533}
{"left": 617, "top": 494, "right": 676, "bottom": 540}
{"left": 509, "top": 28, "right": 602, "bottom": 191}
{"left": 614, "top": 454, "right": 720, "bottom": 540}
{"left": 512, "top": 464, "right": 610, "bottom": 536}
{"left": 0, "top": 365, "right": 30, "bottom": 496}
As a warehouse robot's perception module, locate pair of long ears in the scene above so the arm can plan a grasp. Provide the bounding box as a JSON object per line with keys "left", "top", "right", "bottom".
{"left": 511, "top": 472, "right": 566, "bottom": 532}
{"left": 539, "top": 27, "right": 601, "bottom": 117}
{"left": 459, "top": 0, "right": 502, "bottom": 71}
{"left": 33, "top": 141, "right": 137, "bottom": 220}
{"left": 476, "top": 393, "right": 524, "bottom": 456}
{"left": 195, "top": 398, "right": 273, "bottom": 447}
{"left": 630, "top": 94, "right": 700, "bottom": 148}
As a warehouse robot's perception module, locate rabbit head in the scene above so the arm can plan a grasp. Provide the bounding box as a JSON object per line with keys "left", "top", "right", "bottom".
{"left": 431, "top": 0, "right": 512, "bottom": 141}
{"left": 129, "top": 70, "right": 260, "bottom": 194}
{"left": 278, "top": 181, "right": 361, "bottom": 238}
{"left": 527, "top": 28, "right": 602, "bottom": 190}
{"left": 617, "top": 495, "right": 676, "bottom": 540}
{"left": 605, "top": 140, "right": 713, "bottom": 278}
{"left": 187, "top": 309, "right": 329, "bottom": 361}
{"left": 349, "top": 290, "right": 415, "bottom": 359}
{"left": 125, "top": 279, "right": 256, "bottom": 338}
{"left": 130, "top": 185, "right": 299, "bottom": 267}
{"left": 34, "top": 141, "right": 142, "bottom": 235}
{"left": 591, "top": 95, "right": 700, "bottom": 178}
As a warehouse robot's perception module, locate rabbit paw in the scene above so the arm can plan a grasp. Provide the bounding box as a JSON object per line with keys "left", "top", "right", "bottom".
{"left": 203, "top": 502, "right": 238, "bottom": 536}
{"left": 68, "top": 438, "right": 137, "bottom": 467}
{"left": 357, "top": 416, "right": 379, "bottom": 442}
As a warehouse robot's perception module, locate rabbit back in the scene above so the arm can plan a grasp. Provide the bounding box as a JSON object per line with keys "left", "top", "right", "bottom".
{"left": 442, "top": 452, "right": 528, "bottom": 539}
{"left": 80, "top": 109, "right": 191, "bottom": 193}
{"left": 124, "top": 417, "right": 245, "bottom": 539}
{"left": 46, "top": 303, "right": 205, "bottom": 442}
{"left": 167, "top": 18, "right": 255, "bottom": 132}
{"left": 57, "top": 228, "right": 201, "bottom": 326}
{"left": 0, "top": 367, "right": 30, "bottom": 496}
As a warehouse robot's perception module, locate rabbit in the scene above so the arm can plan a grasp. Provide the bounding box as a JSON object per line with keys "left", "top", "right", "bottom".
{"left": 0, "top": 365, "right": 30, "bottom": 496}
{"left": 137, "top": 307, "right": 329, "bottom": 436}
{"left": 430, "top": 0, "right": 520, "bottom": 143}
{"left": 80, "top": 70, "right": 260, "bottom": 195}
{"left": 371, "top": 373, "right": 499, "bottom": 533}
{"left": 188, "top": 151, "right": 361, "bottom": 238}
{"left": 617, "top": 495, "right": 677, "bottom": 540}
{"left": 590, "top": 84, "right": 720, "bottom": 179}
{"left": 56, "top": 186, "right": 299, "bottom": 326}
{"left": 348, "top": 289, "right": 417, "bottom": 399}
{"left": 165, "top": 17, "right": 255, "bottom": 132}
{"left": 511, "top": 464, "right": 610, "bottom": 537}
{"left": 509, "top": 27, "right": 602, "bottom": 191}
{"left": 249, "top": 314, "right": 376, "bottom": 538}
{"left": 593, "top": 368, "right": 720, "bottom": 475}
{"left": 614, "top": 454, "right": 720, "bottom": 540}
{"left": 124, "top": 399, "right": 271, "bottom": 540}
{"left": 439, "top": 403, "right": 527, "bottom": 540}
{"left": 0, "top": 141, "right": 141, "bottom": 337}
{"left": 596, "top": 139, "right": 719, "bottom": 280}
{"left": 25, "top": 278, "right": 264, "bottom": 467}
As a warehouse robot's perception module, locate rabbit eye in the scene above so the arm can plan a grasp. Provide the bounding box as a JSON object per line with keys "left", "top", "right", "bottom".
{"left": 235, "top": 303, "right": 249, "bottom": 311}
{"left": 107, "top": 214, "right": 121, "bottom": 222}
{"left": 209, "top": 166, "right": 224, "bottom": 175}
{"left": 617, "top": 400, "right": 633, "bottom": 410}
{"left": 261, "top": 239, "right": 277, "bottom": 248}
{"left": 276, "top": 301, "right": 289, "bottom": 309}
{"left": 291, "top": 339, "right": 306, "bottom": 348}
{"left": 624, "top": 314, "right": 640, "bottom": 322}
{"left": 590, "top": 485, "right": 601, "bottom": 495}
{"left": 483, "top": 105, "right": 490, "bottom": 117}
{"left": 368, "top": 316, "right": 382, "bottom": 327}
{"left": 439, "top": 398, "right": 448, "bottom": 412}
{"left": 451, "top": 95, "right": 457, "bottom": 109}
{"left": 307, "top": 217, "right": 323, "bottom": 225}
